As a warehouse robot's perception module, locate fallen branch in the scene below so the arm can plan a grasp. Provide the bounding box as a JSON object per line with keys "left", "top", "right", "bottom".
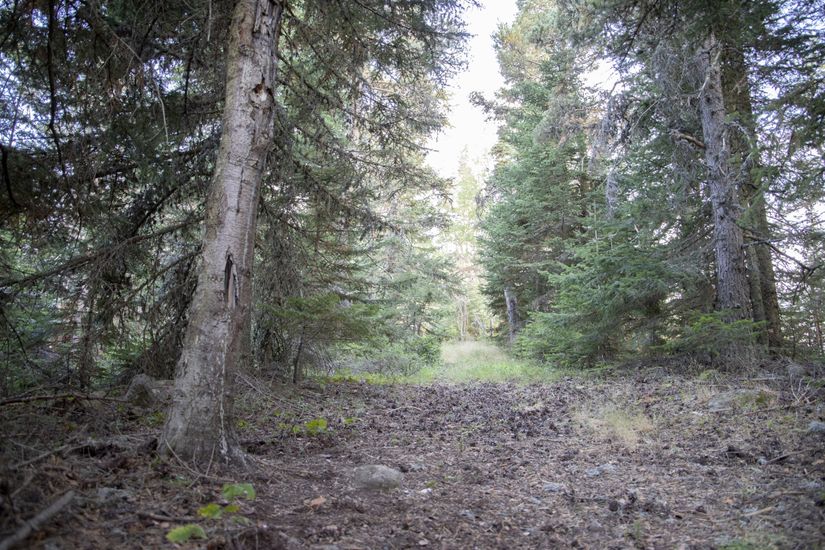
{"left": 137, "top": 511, "right": 198, "bottom": 523}
{"left": 0, "top": 393, "right": 129, "bottom": 408}
{"left": 765, "top": 450, "right": 807, "bottom": 465}
{"left": 0, "top": 491, "right": 75, "bottom": 550}
{"left": 11, "top": 444, "right": 71, "bottom": 470}
{"left": 743, "top": 504, "right": 773, "bottom": 517}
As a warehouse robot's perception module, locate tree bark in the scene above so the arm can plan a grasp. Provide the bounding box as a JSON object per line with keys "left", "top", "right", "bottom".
{"left": 159, "top": 0, "right": 283, "bottom": 465}
{"left": 504, "top": 286, "right": 520, "bottom": 345}
{"left": 720, "top": 43, "right": 782, "bottom": 348}
{"left": 456, "top": 298, "right": 468, "bottom": 341}
{"left": 697, "top": 32, "right": 753, "bottom": 357}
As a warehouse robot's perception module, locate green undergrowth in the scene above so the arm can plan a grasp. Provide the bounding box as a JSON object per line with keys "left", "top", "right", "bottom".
{"left": 323, "top": 341, "right": 567, "bottom": 385}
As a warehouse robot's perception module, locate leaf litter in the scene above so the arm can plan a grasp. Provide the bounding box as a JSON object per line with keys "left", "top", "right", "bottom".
{"left": 1, "top": 365, "right": 823, "bottom": 548}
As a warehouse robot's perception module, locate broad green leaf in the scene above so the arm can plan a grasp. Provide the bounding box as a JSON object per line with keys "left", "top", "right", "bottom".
{"left": 221, "top": 483, "right": 256, "bottom": 501}
{"left": 166, "top": 523, "right": 206, "bottom": 543}
{"left": 197, "top": 503, "right": 223, "bottom": 519}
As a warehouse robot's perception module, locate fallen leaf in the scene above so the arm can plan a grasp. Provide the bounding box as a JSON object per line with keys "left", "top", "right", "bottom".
{"left": 307, "top": 495, "right": 327, "bottom": 509}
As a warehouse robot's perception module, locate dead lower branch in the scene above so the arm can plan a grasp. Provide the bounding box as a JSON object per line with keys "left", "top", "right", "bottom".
{"left": 0, "top": 393, "right": 129, "bottom": 408}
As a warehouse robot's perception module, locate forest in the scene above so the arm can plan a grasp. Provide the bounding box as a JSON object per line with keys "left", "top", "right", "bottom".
{"left": 0, "top": 0, "right": 823, "bottom": 548}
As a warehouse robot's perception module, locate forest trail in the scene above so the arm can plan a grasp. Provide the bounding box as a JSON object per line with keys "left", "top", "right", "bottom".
{"left": 2, "top": 363, "right": 824, "bottom": 549}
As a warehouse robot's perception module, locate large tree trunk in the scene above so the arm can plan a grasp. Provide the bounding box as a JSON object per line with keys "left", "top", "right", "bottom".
{"left": 720, "top": 43, "right": 782, "bottom": 349}
{"left": 159, "top": 0, "right": 283, "bottom": 465}
{"left": 697, "top": 32, "right": 753, "bottom": 358}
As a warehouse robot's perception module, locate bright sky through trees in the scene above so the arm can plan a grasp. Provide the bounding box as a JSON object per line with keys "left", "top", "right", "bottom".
{"left": 426, "top": 0, "right": 518, "bottom": 178}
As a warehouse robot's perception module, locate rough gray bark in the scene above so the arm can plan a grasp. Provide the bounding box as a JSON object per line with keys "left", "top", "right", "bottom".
{"left": 720, "top": 43, "right": 782, "bottom": 349}
{"left": 745, "top": 247, "right": 768, "bottom": 342}
{"left": 504, "top": 286, "right": 520, "bottom": 345}
{"left": 751, "top": 197, "right": 782, "bottom": 347}
{"left": 697, "top": 32, "right": 753, "bottom": 355}
{"left": 159, "top": 0, "right": 283, "bottom": 465}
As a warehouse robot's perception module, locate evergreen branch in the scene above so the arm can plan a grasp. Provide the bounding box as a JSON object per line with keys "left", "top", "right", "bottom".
{"left": 0, "top": 218, "right": 200, "bottom": 288}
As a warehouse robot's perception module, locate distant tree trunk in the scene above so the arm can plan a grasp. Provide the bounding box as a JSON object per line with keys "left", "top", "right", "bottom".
{"left": 720, "top": 43, "right": 782, "bottom": 349}
{"left": 504, "top": 286, "right": 520, "bottom": 344}
{"left": 456, "top": 298, "right": 468, "bottom": 341}
{"left": 588, "top": 93, "right": 620, "bottom": 218}
{"left": 292, "top": 327, "right": 305, "bottom": 385}
{"left": 77, "top": 287, "right": 97, "bottom": 389}
{"left": 698, "top": 32, "right": 753, "bottom": 359}
{"left": 159, "top": 0, "right": 283, "bottom": 465}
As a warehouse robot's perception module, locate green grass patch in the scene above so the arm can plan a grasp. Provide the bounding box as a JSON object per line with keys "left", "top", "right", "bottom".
{"left": 324, "top": 371, "right": 406, "bottom": 385}
{"left": 433, "top": 341, "right": 561, "bottom": 383}
{"left": 322, "top": 341, "right": 563, "bottom": 385}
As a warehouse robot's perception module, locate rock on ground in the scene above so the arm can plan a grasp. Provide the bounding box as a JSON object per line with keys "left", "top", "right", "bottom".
{"left": 352, "top": 465, "right": 404, "bottom": 491}
{"left": 807, "top": 420, "right": 825, "bottom": 434}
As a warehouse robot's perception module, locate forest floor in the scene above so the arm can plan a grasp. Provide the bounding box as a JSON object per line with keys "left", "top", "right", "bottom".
{"left": 1, "top": 347, "right": 824, "bottom": 549}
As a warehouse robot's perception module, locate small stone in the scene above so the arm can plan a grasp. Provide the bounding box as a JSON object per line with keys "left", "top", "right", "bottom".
{"left": 801, "top": 481, "right": 823, "bottom": 491}
{"left": 418, "top": 539, "right": 429, "bottom": 546}
{"left": 587, "top": 520, "right": 603, "bottom": 532}
{"left": 543, "top": 482, "right": 566, "bottom": 493}
{"left": 807, "top": 420, "right": 825, "bottom": 434}
{"left": 279, "top": 533, "right": 303, "bottom": 550}
{"left": 644, "top": 497, "right": 670, "bottom": 516}
{"left": 599, "top": 463, "right": 618, "bottom": 474}
{"left": 353, "top": 465, "right": 403, "bottom": 491}
{"left": 608, "top": 500, "right": 620, "bottom": 512}
{"left": 95, "top": 487, "right": 132, "bottom": 505}
{"left": 586, "top": 464, "right": 617, "bottom": 477}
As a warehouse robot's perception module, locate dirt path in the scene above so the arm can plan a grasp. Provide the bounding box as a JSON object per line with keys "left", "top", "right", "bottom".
{"left": 2, "top": 370, "right": 824, "bottom": 548}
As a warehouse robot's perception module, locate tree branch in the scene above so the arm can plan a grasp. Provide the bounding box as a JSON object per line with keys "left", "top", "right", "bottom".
{"left": 0, "top": 491, "right": 75, "bottom": 550}
{"left": 0, "top": 218, "right": 200, "bottom": 288}
{"left": 669, "top": 129, "right": 706, "bottom": 149}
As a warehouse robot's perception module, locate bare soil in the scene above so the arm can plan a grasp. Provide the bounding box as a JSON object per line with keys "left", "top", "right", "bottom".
{"left": 2, "top": 365, "right": 824, "bottom": 549}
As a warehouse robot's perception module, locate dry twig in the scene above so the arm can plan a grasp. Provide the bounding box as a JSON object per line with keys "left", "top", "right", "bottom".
{"left": 0, "top": 491, "right": 75, "bottom": 550}
{"left": 137, "top": 511, "right": 198, "bottom": 523}
{"left": 11, "top": 445, "right": 71, "bottom": 470}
